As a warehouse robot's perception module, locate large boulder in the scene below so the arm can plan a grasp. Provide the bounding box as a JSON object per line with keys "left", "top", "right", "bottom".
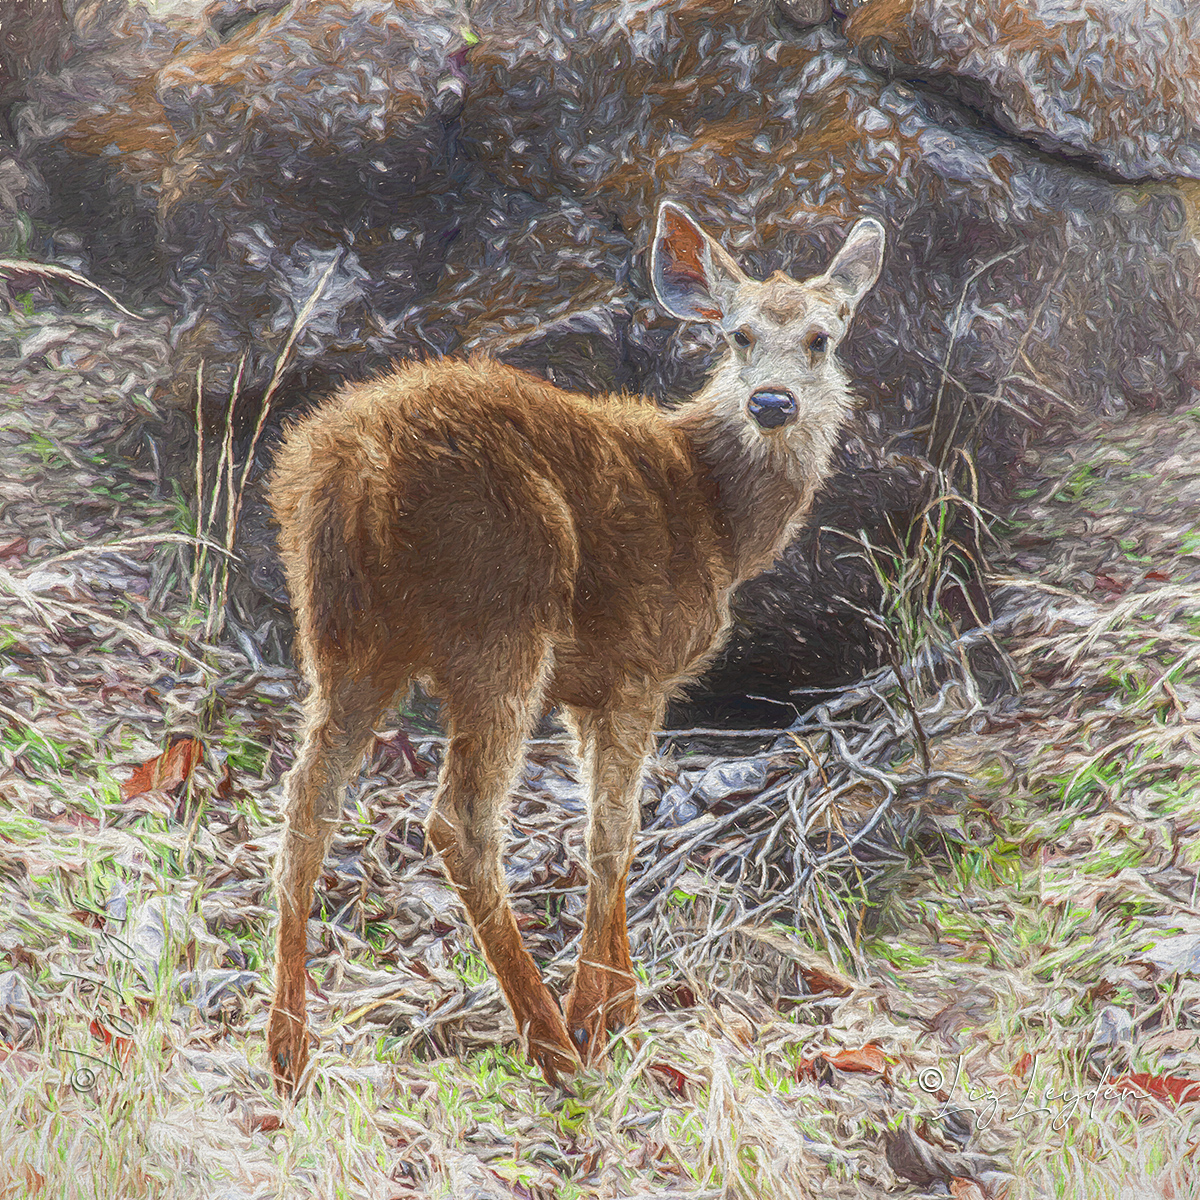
{"left": 5, "top": 0, "right": 1199, "bottom": 712}
{"left": 13, "top": 0, "right": 470, "bottom": 393}
{"left": 451, "top": 0, "right": 1200, "bottom": 706}
{"left": 842, "top": 0, "right": 1200, "bottom": 182}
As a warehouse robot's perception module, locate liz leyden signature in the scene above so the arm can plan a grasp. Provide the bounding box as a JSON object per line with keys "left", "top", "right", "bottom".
{"left": 917, "top": 1055, "right": 1127, "bottom": 1131}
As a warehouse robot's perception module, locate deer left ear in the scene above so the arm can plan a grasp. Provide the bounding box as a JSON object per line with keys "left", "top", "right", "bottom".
{"left": 824, "top": 217, "right": 886, "bottom": 312}
{"left": 651, "top": 201, "right": 747, "bottom": 324}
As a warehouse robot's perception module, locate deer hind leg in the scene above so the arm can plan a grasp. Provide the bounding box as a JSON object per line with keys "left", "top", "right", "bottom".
{"left": 564, "top": 696, "right": 664, "bottom": 1064}
{"left": 268, "top": 671, "right": 397, "bottom": 1094}
{"left": 426, "top": 636, "right": 578, "bottom": 1084}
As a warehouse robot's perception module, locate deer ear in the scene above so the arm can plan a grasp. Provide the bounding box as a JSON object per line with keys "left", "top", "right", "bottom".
{"left": 824, "top": 217, "right": 886, "bottom": 310}
{"left": 651, "top": 202, "right": 746, "bottom": 323}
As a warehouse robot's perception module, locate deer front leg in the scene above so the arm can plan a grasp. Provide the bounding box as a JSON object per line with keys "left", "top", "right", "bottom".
{"left": 564, "top": 700, "right": 661, "bottom": 1064}
{"left": 268, "top": 679, "right": 390, "bottom": 1094}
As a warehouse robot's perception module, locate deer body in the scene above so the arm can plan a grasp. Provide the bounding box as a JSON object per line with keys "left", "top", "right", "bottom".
{"left": 267, "top": 203, "right": 885, "bottom": 1089}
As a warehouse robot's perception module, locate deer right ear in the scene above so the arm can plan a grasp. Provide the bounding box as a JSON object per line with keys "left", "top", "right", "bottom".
{"left": 824, "top": 217, "right": 886, "bottom": 311}
{"left": 651, "top": 202, "right": 746, "bottom": 324}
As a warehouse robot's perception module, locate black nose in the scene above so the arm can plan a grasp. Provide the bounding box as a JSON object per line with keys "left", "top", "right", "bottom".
{"left": 747, "top": 389, "right": 797, "bottom": 430}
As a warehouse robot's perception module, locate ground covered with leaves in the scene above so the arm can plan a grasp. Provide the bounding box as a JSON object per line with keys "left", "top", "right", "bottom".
{"left": 1, "top": 297, "right": 1198, "bottom": 1199}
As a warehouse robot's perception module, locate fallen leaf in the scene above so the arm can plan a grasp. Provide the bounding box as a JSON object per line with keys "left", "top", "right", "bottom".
{"left": 1111, "top": 1072, "right": 1200, "bottom": 1106}
{"left": 950, "top": 1178, "right": 987, "bottom": 1200}
{"left": 121, "top": 736, "right": 204, "bottom": 801}
{"left": 649, "top": 1061, "right": 689, "bottom": 1096}
{"left": 68, "top": 909, "right": 105, "bottom": 930}
{"left": 658, "top": 982, "right": 697, "bottom": 1009}
{"left": 824, "top": 1043, "right": 888, "bottom": 1074}
{"left": 0, "top": 536, "right": 28, "bottom": 561}
{"left": 88, "top": 1016, "right": 133, "bottom": 1063}
{"left": 885, "top": 1115, "right": 999, "bottom": 1187}
{"left": 797, "top": 960, "right": 855, "bottom": 997}
{"left": 236, "top": 1107, "right": 284, "bottom": 1134}
{"left": 797, "top": 1042, "right": 890, "bottom": 1082}
{"left": 373, "top": 728, "right": 428, "bottom": 779}
{"left": 1093, "top": 574, "right": 1127, "bottom": 597}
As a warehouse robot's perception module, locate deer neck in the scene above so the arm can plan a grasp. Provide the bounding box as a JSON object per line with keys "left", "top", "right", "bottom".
{"left": 668, "top": 386, "right": 846, "bottom": 583}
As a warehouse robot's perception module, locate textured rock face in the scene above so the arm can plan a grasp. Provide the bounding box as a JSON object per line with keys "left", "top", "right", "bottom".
{"left": 452, "top": 0, "right": 1200, "bottom": 703}
{"left": 13, "top": 0, "right": 471, "bottom": 394}
{"left": 6, "top": 0, "right": 1200, "bottom": 707}
{"left": 843, "top": 0, "right": 1200, "bottom": 182}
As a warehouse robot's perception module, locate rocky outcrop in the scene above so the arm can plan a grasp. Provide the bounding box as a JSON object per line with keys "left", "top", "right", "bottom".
{"left": 4, "top": 0, "right": 1199, "bottom": 710}
{"left": 842, "top": 0, "right": 1200, "bottom": 182}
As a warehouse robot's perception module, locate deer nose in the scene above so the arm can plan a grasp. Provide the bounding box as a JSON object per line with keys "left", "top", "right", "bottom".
{"left": 747, "top": 389, "right": 797, "bottom": 430}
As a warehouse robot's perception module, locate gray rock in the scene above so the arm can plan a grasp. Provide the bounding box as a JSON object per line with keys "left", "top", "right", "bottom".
{"left": 10, "top": 0, "right": 1200, "bottom": 698}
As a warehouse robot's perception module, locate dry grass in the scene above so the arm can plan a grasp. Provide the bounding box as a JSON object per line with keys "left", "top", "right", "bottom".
{"left": 1, "top": 293, "right": 1199, "bottom": 1199}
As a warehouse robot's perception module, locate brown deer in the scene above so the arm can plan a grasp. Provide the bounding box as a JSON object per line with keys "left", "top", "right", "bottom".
{"left": 266, "top": 201, "right": 885, "bottom": 1090}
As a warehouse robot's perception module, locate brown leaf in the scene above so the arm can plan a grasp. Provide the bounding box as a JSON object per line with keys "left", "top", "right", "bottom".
{"left": 1012, "top": 1052, "right": 1035, "bottom": 1079}
{"left": 823, "top": 1043, "right": 888, "bottom": 1075}
{"left": 797, "top": 960, "right": 855, "bottom": 997}
{"left": 0, "top": 536, "right": 28, "bottom": 561}
{"left": 886, "top": 1115, "right": 994, "bottom": 1187}
{"left": 236, "top": 1107, "right": 284, "bottom": 1134}
{"left": 950, "top": 1178, "right": 987, "bottom": 1200}
{"left": 1110, "top": 1072, "right": 1200, "bottom": 1106}
{"left": 648, "top": 1061, "right": 689, "bottom": 1096}
{"left": 373, "top": 728, "right": 428, "bottom": 779}
{"left": 1093, "top": 574, "right": 1127, "bottom": 597}
{"left": 121, "top": 736, "right": 204, "bottom": 801}
{"left": 215, "top": 762, "right": 235, "bottom": 801}
{"left": 658, "top": 982, "right": 697, "bottom": 1009}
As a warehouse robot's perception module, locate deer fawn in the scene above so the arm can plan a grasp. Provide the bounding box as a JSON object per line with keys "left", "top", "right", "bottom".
{"left": 266, "top": 201, "right": 885, "bottom": 1090}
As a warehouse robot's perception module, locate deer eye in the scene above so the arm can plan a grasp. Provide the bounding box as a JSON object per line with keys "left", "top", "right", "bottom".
{"left": 808, "top": 332, "right": 829, "bottom": 356}
{"left": 732, "top": 329, "right": 754, "bottom": 349}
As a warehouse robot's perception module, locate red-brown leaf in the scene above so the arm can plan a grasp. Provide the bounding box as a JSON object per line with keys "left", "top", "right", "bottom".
{"left": 0, "top": 536, "right": 28, "bottom": 561}
{"left": 659, "top": 982, "right": 698, "bottom": 1009}
{"left": 949, "top": 1178, "right": 987, "bottom": 1200}
{"left": 1111, "top": 1072, "right": 1200, "bottom": 1106}
{"left": 236, "top": 1108, "right": 284, "bottom": 1134}
{"left": 121, "top": 736, "right": 204, "bottom": 800}
{"left": 649, "top": 1061, "right": 689, "bottom": 1096}
{"left": 88, "top": 1017, "right": 133, "bottom": 1063}
{"left": 797, "top": 961, "right": 854, "bottom": 997}
{"left": 823, "top": 1043, "right": 888, "bottom": 1074}
{"left": 373, "top": 728, "right": 428, "bottom": 779}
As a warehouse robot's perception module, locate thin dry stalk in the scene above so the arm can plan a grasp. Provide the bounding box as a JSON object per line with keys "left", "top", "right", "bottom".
{"left": 0, "top": 258, "right": 149, "bottom": 319}
{"left": 205, "top": 256, "right": 342, "bottom": 641}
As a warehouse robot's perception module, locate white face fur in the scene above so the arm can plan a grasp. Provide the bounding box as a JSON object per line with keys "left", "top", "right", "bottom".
{"left": 651, "top": 202, "right": 886, "bottom": 471}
